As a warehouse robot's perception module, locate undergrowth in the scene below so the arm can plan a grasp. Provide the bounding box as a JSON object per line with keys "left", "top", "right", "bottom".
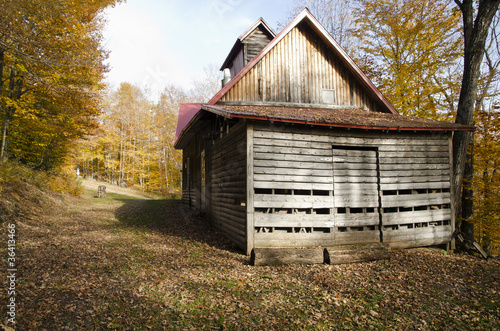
{"left": 0, "top": 160, "right": 82, "bottom": 224}
{"left": 0, "top": 160, "right": 82, "bottom": 196}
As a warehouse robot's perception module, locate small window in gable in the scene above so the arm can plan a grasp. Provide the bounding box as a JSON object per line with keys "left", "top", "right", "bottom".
{"left": 322, "top": 89, "right": 336, "bottom": 104}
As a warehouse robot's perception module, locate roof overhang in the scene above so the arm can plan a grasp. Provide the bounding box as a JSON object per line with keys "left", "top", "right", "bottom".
{"left": 175, "top": 103, "right": 473, "bottom": 150}
{"left": 174, "top": 103, "right": 202, "bottom": 149}
{"left": 202, "top": 104, "right": 473, "bottom": 132}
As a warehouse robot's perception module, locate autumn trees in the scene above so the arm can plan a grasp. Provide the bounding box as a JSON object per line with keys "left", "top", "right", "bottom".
{"left": 72, "top": 83, "right": 179, "bottom": 194}
{"left": 73, "top": 70, "right": 220, "bottom": 195}
{"left": 0, "top": 0, "right": 121, "bottom": 168}
{"left": 353, "top": 0, "right": 463, "bottom": 119}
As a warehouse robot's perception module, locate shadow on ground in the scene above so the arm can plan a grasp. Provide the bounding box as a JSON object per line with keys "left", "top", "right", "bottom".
{"left": 113, "top": 197, "right": 244, "bottom": 257}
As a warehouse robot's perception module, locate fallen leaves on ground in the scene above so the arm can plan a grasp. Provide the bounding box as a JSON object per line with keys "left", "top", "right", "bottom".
{"left": 1, "top": 187, "right": 499, "bottom": 330}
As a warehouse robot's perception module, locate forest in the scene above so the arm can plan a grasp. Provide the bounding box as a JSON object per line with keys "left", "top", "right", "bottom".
{"left": 0, "top": 1, "right": 499, "bottom": 251}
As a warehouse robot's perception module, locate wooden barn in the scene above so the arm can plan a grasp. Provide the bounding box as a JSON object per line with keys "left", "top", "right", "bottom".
{"left": 174, "top": 9, "right": 472, "bottom": 264}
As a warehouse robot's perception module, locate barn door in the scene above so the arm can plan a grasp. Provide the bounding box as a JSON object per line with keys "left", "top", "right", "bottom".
{"left": 332, "top": 146, "right": 381, "bottom": 244}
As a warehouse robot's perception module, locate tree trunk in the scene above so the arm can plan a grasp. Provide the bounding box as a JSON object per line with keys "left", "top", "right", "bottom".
{"left": 452, "top": 0, "right": 500, "bottom": 241}
{"left": 1, "top": 67, "right": 17, "bottom": 162}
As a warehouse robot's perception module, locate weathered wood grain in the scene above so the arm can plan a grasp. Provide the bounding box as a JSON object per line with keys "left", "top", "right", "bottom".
{"left": 251, "top": 248, "right": 324, "bottom": 266}
{"left": 324, "top": 243, "right": 390, "bottom": 265}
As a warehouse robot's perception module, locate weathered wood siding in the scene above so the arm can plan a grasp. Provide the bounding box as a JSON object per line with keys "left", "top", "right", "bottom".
{"left": 211, "top": 121, "right": 248, "bottom": 250}
{"left": 228, "top": 25, "right": 275, "bottom": 79}
{"left": 182, "top": 138, "right": 198, "bottom": 208}
{"left": 244, "top": 26, "right": 274, "bottom": 63}
{"left": 181, "top": 122, "right": 212, "bottom": 212}
{"left": 221, "top": 21, "right": 383, "bottom": 112}
{"left": 229, "top": 51, "right": 245, "bottom": 80}
{"left": 251, "top": 122, "right": 453, "bottom": 249}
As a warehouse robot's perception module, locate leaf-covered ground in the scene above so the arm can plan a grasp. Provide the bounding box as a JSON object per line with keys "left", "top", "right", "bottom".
{"left": 1, "top": 186, "right": 499, "bottom": 330}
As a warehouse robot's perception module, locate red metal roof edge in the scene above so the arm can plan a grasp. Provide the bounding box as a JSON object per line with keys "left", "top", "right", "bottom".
{"left": 209, "top": 8, "right": 399, "bottom": 116}
{"left": 201, "top": 104, "right": 473, "bottom": 132}
{"left": 174, "top": 103, "right": 202, "bottom": 149}
{"left": 219, "top": 17, "right": 277, "bottom": 71}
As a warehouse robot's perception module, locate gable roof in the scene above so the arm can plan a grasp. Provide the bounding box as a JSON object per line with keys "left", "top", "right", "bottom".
{"left": 220, "top": 17, "right": 276, "bottom": 71}
{"left": 208, "top": 8, "right": 398, "bottom": 115}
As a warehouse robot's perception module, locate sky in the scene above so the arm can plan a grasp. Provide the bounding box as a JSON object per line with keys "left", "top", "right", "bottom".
{"left": 102, "top": 0, "right": 294, "bottom": 99}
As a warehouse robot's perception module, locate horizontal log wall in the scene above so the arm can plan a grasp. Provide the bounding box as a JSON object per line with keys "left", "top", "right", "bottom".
{"left": 211, "top": 121, "right": 248, "bottom": 250}
{"left": 221, "top": 21, "right": 383, "bottom": 112}
{"left": 252, "top": 122, "right": 453, "bottom": 249}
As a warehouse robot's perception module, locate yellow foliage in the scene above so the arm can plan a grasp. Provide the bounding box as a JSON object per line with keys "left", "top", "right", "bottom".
{"left": 353, "top": 0, "right": 462, "bottom": 120}
{"left": 69, "top": 83, "right": 190, "bottom": 196}
{"left": 0, "top": 0, "right": 123, "bottom": 168}
{"left": 473, "top": 104, "right": 500, "bottom": 253}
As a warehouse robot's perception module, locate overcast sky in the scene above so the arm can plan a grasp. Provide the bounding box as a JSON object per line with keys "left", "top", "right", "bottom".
{"left": 102, "top": 0, "right": 294, "bottom": 99}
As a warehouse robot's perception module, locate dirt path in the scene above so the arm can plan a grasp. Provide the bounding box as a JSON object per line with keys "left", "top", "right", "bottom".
{"left": 80, "top": 178, "right": 155, "bottom": 200}
{"left": 1, "top": 189, "right": 499, "bottom": 330}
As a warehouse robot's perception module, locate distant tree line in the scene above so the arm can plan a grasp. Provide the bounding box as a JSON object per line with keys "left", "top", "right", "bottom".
{"left": 72, "top": 67, "right": 220, "bottom": 196}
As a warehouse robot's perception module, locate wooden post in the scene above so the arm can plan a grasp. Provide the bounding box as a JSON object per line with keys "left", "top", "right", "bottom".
{"left": 98, "top": 185, "right": 106, "bottom": 198}
{"left": 449, "top": 135, "right": 456, "bottom": 251}
{"left": 246, "top": 122, "right": 255, "bottom": 255}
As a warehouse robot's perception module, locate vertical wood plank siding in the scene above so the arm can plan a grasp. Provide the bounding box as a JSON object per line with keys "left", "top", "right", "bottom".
{"left": 252, "top": 122, "right": 453, "bottom": 249}
{"left": 221, "top": 22, "right": 381, "bottom": 112}
{"left": 182, "top": 138, "right": 198, "bottom": 208}
{"left": 211, "top": 121, "right": 248, "bottom": 250}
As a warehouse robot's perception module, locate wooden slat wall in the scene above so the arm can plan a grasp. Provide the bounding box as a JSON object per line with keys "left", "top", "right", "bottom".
{"left": 252, "top": 122, "right": 453, "bottom": 249}
{"left": 211, "top": 121, "right": 248, "bottom": 250}
{"left": 221, "top": 21, "right": 381, "bottom": 112}
{"left": 228, "top": 26, "right": 274, "bottom": 79}
{"left": 181, "top": 123, "right": 212, "bottom": 212}
{"left": 333, "top": 148, "right": 381, "bottom": 245}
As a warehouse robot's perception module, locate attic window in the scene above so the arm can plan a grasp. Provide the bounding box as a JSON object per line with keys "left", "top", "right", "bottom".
{"left": 322, "top": 89, "right": 336, "bottom": 104}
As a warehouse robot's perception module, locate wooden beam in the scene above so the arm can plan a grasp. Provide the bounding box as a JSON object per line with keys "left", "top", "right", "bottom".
{"left": 250, "top": 248, "right": 324, "bottom": 266}
{"left": 324, "top": 243, "right": 390, "bottom": 265}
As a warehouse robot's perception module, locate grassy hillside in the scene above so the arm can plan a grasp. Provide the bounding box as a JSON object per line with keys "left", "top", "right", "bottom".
{"left": 0, "top": 162, "right": 82, "bottom": 225}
